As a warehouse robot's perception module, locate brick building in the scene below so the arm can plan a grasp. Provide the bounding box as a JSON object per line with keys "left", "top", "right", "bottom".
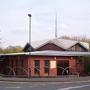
{"left": 0, "top": 38, "right": 90, "bottom": 77}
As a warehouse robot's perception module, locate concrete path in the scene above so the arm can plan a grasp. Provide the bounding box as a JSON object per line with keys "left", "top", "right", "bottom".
{"left": 0, "top": 76, "right": 90, "bottom": 82}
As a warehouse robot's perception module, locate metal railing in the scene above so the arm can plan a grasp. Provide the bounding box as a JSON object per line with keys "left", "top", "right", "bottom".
{"left": 0, "top": 66, "right": 80, "bottom": 78}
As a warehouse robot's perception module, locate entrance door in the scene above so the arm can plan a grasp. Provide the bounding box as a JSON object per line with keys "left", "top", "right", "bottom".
{"left": 57, "top": 60, "right": 69, "bottom": 76}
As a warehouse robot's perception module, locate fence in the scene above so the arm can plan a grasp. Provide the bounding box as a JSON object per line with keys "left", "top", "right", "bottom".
{"left": 0, "top": 66, "right": 80, "bottom": 78}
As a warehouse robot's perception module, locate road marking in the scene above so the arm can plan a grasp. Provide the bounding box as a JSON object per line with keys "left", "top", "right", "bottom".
{"left": 58, "top": 84, "right": 90, "bottom": 90}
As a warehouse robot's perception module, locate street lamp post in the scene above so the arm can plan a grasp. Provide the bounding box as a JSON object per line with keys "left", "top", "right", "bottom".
{"left": 55, "top": 14, "right": 57, "bottom": 38}
{"left": 28, "top": 14, "right": 32, "bottom": 52}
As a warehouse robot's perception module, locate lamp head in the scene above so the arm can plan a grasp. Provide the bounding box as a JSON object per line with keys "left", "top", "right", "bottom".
{"left": 28, "top": 14, "right": 32, "bottom": 17}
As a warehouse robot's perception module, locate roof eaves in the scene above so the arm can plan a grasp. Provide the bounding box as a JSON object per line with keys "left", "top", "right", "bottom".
{"left": 66, "top": 41, "right": 78, "bottom": 50}
{"left": 79, "top": 42, "right": 89, "bottom": 50}
{"left": 48, "top": 40, "right": 66, "bottom": 50}
{"left": 34, "top": 40, "right": 50, "bottom": 50}
{"left": 34, "top": 40, "right": 66, "bottom": 50}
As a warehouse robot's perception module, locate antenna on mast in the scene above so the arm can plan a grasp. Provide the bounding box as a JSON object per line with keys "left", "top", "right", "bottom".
{"left": 55, "top": 13, "right": 58, "bottom": 38}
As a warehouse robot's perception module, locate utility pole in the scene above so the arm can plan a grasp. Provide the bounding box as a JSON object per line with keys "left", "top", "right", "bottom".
{"left": 55, "top": 13, "right": 57, "bottom": 38}
{"left": 28, "top": 14, "right": 32, "bottom": 52}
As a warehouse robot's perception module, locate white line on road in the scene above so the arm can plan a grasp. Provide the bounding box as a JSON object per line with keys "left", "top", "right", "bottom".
{"left": 58, "top": 84, "right": 90, "bottom": 90}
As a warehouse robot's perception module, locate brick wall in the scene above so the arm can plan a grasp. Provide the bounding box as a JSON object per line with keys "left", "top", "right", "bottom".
{"left": 2, "top": 55, "right": 85, "bottom": 77}
{"left": 69, "top": 57, "right": 77, "bottom": 75}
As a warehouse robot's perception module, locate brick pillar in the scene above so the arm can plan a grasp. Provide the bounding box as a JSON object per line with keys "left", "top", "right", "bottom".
{"left": 17, "top": 56, "right": 20, "bottom": 76}
{"left": 49, "top": 68, "right": 57, "bottom": 77}
{"left": 30, "top": 60, "right": 35, "bottom": 77}
{"left": 27, "top": 57, "right": 30, "bottom": 77}
{"left": 49, "top": 60, "right": 57, "bottom": 77}
{"left": 69, "top": 57, "right": 77, "bottom": 75}
{"left": 40, "top": 60, "right": 44, "bottom": 77}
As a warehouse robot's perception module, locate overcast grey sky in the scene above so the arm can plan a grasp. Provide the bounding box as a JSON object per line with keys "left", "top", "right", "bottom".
{"left": 0, "top": 0, "right": 90, "bottom": 47}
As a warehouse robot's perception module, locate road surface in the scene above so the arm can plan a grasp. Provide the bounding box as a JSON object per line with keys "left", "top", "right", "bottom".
{"left": 0, "top": 81, "right": 90, "bottom": 90}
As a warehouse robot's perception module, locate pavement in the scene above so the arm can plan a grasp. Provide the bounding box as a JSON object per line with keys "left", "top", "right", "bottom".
{"left": 0, "top": 76, "right": 90, "bottom": 82}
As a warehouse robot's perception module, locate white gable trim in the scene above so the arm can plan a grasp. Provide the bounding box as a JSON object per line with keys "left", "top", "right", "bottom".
{"left": 34, "top": 40, "right": 65, "bottom": 50}
{"left": 67, "top": 42, "right": 89, "bottom": 50}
